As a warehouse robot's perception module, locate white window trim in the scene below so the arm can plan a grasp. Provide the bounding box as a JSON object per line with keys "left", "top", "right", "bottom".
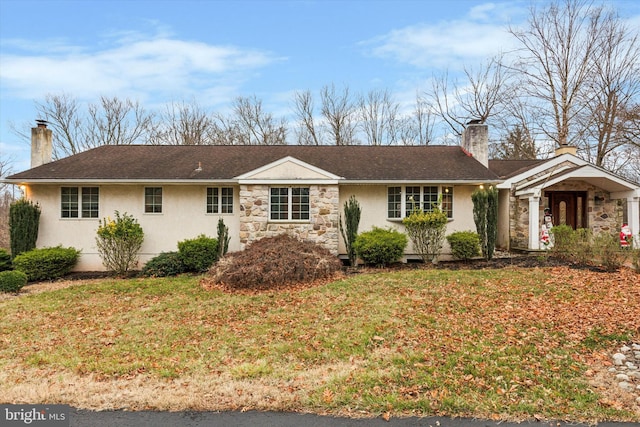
{"left": 206, "top": 187, "right": 234, "bottom": 215}
{"left": 60, "top": 186, "right": 100, "bottom": 219}
{"left": 387, "top": 185, "right": 454, "bottom": 220}
{"left": 144, "top": 186, "right": 163, "bottom": 214}
{"left": 269, "top": 186, "right": 311, "bottom": 222}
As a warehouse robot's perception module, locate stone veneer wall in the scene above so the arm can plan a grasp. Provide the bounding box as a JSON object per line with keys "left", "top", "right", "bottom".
{"left": 509, "top": 180, "right": 623, "bottom": 249}
{"left": 238, "top": 184, "right": 340, "bottom": 254}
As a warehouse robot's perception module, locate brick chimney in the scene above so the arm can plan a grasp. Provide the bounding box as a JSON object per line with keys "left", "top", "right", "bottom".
{"left": 461, "top": 121, "right": 488, "bottom": 168}
{"left": 31, "top": 119, "right": 53, "bottom": 168}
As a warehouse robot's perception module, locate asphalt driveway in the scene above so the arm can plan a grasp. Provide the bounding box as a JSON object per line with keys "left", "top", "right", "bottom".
{"left": 69, "top": 409, "right": 640, "bottom": 427}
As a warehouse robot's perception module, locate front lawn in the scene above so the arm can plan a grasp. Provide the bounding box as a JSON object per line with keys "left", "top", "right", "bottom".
{"left": 0, "top": 266, "right": 638, "bottom": 422}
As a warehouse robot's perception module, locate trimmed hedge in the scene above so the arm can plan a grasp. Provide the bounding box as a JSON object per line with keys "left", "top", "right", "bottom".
{"left": 141, "top": 252, "right": 186, "bottom": 277}
{"left": 353, "top": 227, "right": 407, "bottom": 267}
{"left": 0, "top": 270, "right": 28, "bottom": 293}
{"left": 178, "top": 235, "right": 219, "bottom": 272}
{"left": 446, "top": 231, "right": 481, "bottom": 261}
{"left": 12, "top": 246, "right": 80, "bottom": 281}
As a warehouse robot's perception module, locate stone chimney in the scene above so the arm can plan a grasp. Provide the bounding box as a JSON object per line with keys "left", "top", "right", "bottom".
{"left": 461, "top": 121, "right": 488, "bottom": 168}
{"left": 31, "top": 120, "right": 53, "bottom": 168}
{"left": 555, "top": 144, "right": 577, "bottom": 157}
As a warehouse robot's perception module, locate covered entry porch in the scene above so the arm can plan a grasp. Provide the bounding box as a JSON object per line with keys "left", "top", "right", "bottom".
{"left": 505, "top": 164, "right": 639, "bottom": 251}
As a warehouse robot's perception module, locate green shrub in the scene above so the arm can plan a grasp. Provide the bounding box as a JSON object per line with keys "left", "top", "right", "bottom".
{"left": 593, "top": 233, "right": 628, "bottom": 272}
{"left": 570, "top": 228, "right": 593, "bottom": 265}
{"left": 472, "top": 187, "right": 498, "bottom": 260}
{"left": 178, "top": 234, "right": 219, "bottom": 272}
{"left": 0, "top": 270, "right": 28, "bottom": 293}
{"left": 446, "top": 231, "right": 481, "bottom": 261}
{"left": 550, "top": 225, "right": 574, "bottom": 260}
{"left": 96, "top": 211, "right": 144, "bottom": 275}
{"left": 402, "top": 206, "right": 448, "bottom": 264}
{"left": 12, "top": 246, "right": 80, "bottom": 281}
{"left": 0, "top": 249, "right": 12, "bottom": 272}
{"left": 9, "top": 198, "right": 41, "bottom": 259}
{"left": 141, "top": 252, "right": 186, "bottom": 277}
{"left": 353, "top": 227, "right": 407, "bottom": 267}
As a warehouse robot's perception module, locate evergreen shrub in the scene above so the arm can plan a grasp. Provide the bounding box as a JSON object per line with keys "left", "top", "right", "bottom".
{"left": 446, "top": 231, "right": 481, "bottom": 261}
{"left": 0, "top": 270, "right": 28, "bottom": 293}
{"left": 178, "top": 234, "right": 219, "bottom": 272}
{"left": 0, "top": 249, "right": 12, "bottom": 272}
{"left": 353, "top": 227, "right": 407, "bottom": 267}
{"left": 13, "top": 246, "right": 80, "bottom": 281}
{"left": 9, "top": 199, "right": 41, "bottom": 259}
{"left": 141, "top": 252, "right": 186, "bottom": 277}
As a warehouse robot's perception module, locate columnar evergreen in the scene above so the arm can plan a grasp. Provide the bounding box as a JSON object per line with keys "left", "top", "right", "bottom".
{"left": 9, "top": 199, "right": 41, "bottom": 259}
{"left": 339, "top": 195, "right": 361, "bottom": 266}
{"left": 472, "top": 186, "right": 498, "bottom": 260}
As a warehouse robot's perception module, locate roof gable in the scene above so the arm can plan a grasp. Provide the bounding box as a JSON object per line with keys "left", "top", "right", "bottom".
{"left": 236, "top": 156, "right": 342, "bottom": 181}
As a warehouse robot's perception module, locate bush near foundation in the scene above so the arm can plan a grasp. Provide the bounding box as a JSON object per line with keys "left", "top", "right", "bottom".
{"left": 178, "top": 235, "right": 219, "bottom": 273}
{"left": 141, "top": 252, "right": 186, "bottom": 277}
{"left": 208, "top": 234, "right": 342, "bottom": 290}
{"left": 446, "top": 231, "right": 481, "bottom": 261}
{"left": 0, "top": 270, "right": 28, "bottom": 293}
{"left": 12, "top": 246, "right": 80, "bottom": 281}
{"left": 0, "top": 249, "right": 11, "bottom": 272}
{"left": 353, "top": 227, "right": 408, "bottom": 267}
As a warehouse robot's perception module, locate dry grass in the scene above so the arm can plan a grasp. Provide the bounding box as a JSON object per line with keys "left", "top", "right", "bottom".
{"left": 0, "top": 267, "right": 639, "bottom": 422}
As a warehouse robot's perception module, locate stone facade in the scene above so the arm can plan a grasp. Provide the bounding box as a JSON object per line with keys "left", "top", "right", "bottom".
{"left": 238, "top": 184, "right": 340, "bottom": 253}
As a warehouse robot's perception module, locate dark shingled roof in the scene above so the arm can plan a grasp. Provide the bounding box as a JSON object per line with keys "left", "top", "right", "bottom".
{"left": 8, "top": 145, "right": 500, "bottom": 182}
{"left": 488, "top": 159, "right": 545, "bottom": 179}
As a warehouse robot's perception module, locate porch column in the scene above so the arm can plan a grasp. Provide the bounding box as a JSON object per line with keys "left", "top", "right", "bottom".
{"left": 628, "top": 197, "right": 640, "bottom": 246}
{"left": 528, "top": 195, "right": 541, "bottom": 250}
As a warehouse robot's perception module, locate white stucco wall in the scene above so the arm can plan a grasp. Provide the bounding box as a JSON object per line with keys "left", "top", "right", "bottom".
{"left": 26, "top": 181, "right": 484, "bottom": 270}
{"left": 338, "top": 184, "right": 480, "bottom": 260}
{"left": 27, "top": 184, "right": 240, "bottom": 271}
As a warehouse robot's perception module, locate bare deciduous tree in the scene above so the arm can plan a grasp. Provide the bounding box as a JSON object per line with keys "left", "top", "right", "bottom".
{"left": 395, "top": 93, "right": 436, "bottom": 145}
{"left": 85, "top": 96, "right": 154, "bottom": 148}
{"left": 426, "top": 56, "right": 508, "bottom": 137}
{"left": 293, "top": 90, "right": 324, "bottom": 145}
{"left": 357, "top": 89, "right": 399, "bottom": 145}
{"left": 508, "top": 0, "right": 605, "bottom": 147}
{"left": 320, "top": 84, "right": 357, "bottom": 145}
{"left": 232, "top": 95, "right": 287, "bottom": 145}
{"left": 34, "top": 93, "right": 84, "bottom": 159}
{"left": 578, "top": 9, "right": 640, "bottom": 167}
{"left": 150, "top": 100, "right": 212, "bottom": 145}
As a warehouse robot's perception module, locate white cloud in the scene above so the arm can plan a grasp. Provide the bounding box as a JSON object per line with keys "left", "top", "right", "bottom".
{"left": 363, "top": 2, "right": 523, "bottom": 70}
{"left": 0, "top": 34, "right": 283, "bottom": 103}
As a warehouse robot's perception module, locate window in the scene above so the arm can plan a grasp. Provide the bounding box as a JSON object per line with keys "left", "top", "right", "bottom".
{"left": 145, "top": 187, "right": 162, "bottom": 213}
{"left": 207, "top": 187, "right": 233, "bottom": 214}
{"left": 387, "top": 186, "right": 454, "bottom": 219}
{"left": 388, "top": 187, "right": 402, "bottom": 219}
{"left": 270, "top": 187, "right": 310, "bottom": 221}
{"left": 61, "top": 187, "right": 99, "bottom": 218}
{"left": 81, "top": 187, "right": 100, "bottom": 218}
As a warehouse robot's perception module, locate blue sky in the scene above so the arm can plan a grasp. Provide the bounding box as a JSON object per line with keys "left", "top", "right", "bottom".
{"left": 2, "top": 0, "right": 639, "bottom": 173}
